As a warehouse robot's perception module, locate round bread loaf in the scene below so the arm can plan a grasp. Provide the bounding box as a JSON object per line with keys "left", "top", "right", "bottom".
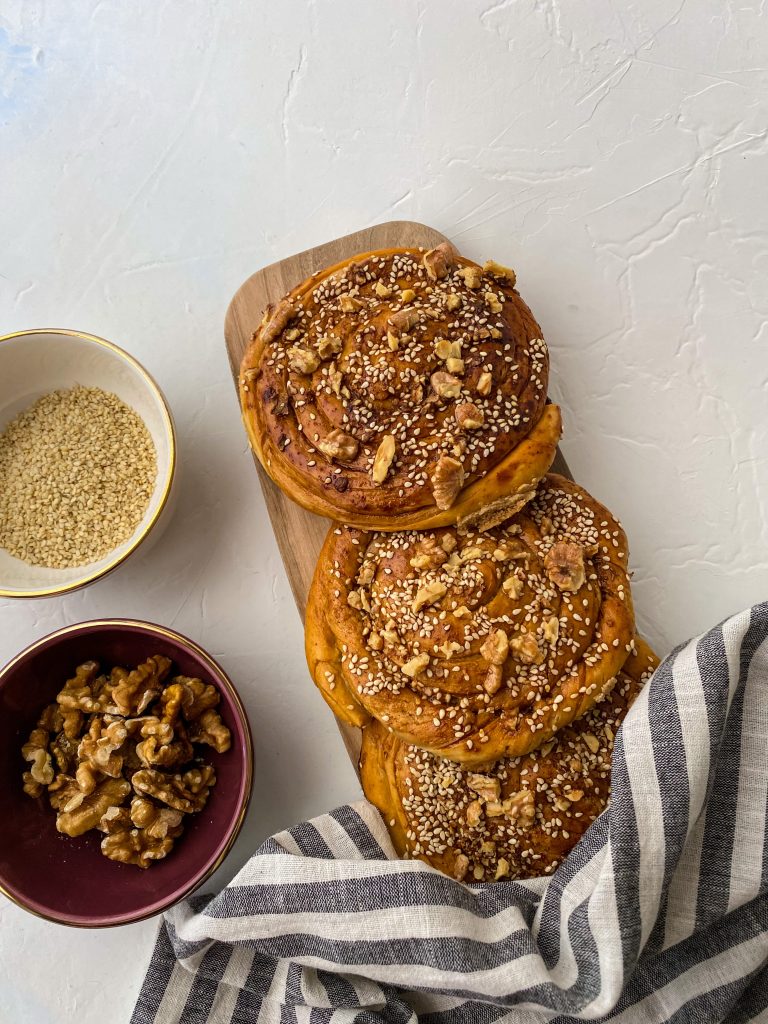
{"left": 359, "top": 639, "right": 658, "bottom": 882}
{"left": 239, "top": 244, "right": 561, "bottom": 530}
{"left": 306, "top": 474, "right": 636, "bottom": 765}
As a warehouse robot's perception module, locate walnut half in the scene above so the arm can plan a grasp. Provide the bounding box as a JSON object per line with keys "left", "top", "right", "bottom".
{"left": 453, "top": 852, "right": 470, "bottom": 881}
{"left": 288, "top": 346, "right": 320, "bottom": 375}
{"left": 467, "top": 773, "right": 501, "bottom": 803}
{"left": 388, "top": 308, "right": 420, "bottom": 334}
{"left": 316, "top": 334, "right": 342, "bottom": 360}
{"left": 188, "top": 709, "right": 231, "bottom": 753}
{"left": 402, "top": 653, "right": 430, "bottom": 678}
{"left": 56, "top": 660, "right": 102, "bottom": 713}
{"left": 101, "top": 829, "right": 174, "bottom": 869}
{"left": 409, "top": 536, "right": 448, "bottom": 570}
{"left": 112, "top": 655, "right": 172, "bottom": 717}
{"left": 77, "top": 718, "right": 128, "bottom": 778}
{"left": 135, "top": 718, "right": 193, "bottom": 769}
{"left": 132, "top": 765, "right": 216, "bottom": 814}
{"left": 130, "top": 796, "right": 184, "bottom": 839}
{"left": 159, "top": 676, "right": 220, "bottom": 724}
{"left": 480, "top": 629, "right": 509, "bottom": 666}
{"left": 457, "top": 266, "right": 482, "bottom": 289}
{"left": 56, "top": 778, "right": 131, "bottom": 837}
{"left": 21, "top": 728, "right": 54, "bottom": 796}
{"left": 486, "top": 789, "right": 535, "bottom": 829}
{"left": 503, "top": 790, "right": 535, "bottom": 828}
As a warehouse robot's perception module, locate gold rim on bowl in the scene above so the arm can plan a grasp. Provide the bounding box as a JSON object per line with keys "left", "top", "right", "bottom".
{"left": 0, "top": 329, "right": 177, "bottom": 599}
{"left": 0, "top": 618, "right": 254, "bottom": 927}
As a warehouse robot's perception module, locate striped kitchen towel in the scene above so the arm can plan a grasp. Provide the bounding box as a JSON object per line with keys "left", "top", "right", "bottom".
{"left": 132, "top": 604, "right": 768, "bottom": 1024}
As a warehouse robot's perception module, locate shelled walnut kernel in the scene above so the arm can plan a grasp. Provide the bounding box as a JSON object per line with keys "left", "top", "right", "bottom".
{"left": 21, "top": 655, "right": 232, "bottom": 869}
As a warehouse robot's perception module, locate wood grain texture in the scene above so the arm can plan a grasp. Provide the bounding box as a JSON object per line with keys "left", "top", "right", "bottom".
{"left": 223, "top": 220, "right": 572, "bottom": 766}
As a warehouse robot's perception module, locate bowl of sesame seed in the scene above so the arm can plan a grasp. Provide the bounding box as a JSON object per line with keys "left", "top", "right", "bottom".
{"left": 0, "top": 329, "right": 176, "bottom": 598}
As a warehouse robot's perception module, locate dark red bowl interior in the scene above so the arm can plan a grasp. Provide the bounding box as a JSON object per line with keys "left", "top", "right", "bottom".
{"left": 0, "top": 621, "right": 252, "bottom": 927}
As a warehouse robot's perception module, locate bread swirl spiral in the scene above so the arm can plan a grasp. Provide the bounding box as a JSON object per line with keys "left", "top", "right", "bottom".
{"left": 306, "top": 475, "right": 636, "bottom": 765}
{"left": 240, "top": 245, "right": 561, "bottom": 530}
{"left": 359, "top": 639, "right": 658, "bottom": 882}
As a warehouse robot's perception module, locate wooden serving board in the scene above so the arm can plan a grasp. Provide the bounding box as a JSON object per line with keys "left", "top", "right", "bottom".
{"left": 223, "top": 220, "right": 571, "bottom": 767}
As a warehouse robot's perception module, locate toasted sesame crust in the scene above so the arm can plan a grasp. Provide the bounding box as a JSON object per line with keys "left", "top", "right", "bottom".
{"left": 239, "top": 246, "right": 560, "bottom": 529}
{"left": 305, "top": 474, "right": 637, "bottom": 765}
{"left": 359, "top": 639, "right": 659, "bottom": 882}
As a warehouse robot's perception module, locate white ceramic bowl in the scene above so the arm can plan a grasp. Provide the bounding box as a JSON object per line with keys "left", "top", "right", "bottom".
{"left": 0, "top": 330, "right": 176, "bottom": 598}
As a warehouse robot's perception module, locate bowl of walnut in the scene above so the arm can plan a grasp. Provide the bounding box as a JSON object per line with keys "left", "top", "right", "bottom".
{"left": 0, "top": 620, "right": 253, "bottom": 927}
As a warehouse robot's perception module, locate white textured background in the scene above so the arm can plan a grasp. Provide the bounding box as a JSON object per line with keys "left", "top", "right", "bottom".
{"left": 1, "top": 2, "right": 767, "bottom": 1021}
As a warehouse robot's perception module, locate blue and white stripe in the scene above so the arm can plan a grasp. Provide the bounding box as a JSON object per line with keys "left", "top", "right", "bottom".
{"left": 132, "top": 603, "right": 768, "bottom": 1024}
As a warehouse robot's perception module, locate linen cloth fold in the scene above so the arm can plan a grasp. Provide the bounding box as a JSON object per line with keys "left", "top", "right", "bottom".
{"left": 132, "top": 604, "right": 768, "bottom": 1024}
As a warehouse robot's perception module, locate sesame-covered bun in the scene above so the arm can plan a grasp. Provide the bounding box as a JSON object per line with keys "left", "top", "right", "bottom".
{"left": 239, "top": 244, "right": 561, "bottom": 531}
{"left": 305, "top": 475, "right": 636, "bottom": 766}
{"left": 359, "top": 639, "right": 658, "bottom": 882}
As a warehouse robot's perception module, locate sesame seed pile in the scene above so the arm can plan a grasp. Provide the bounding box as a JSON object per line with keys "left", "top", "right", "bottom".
{"left": 242, "top": 246, "right": 549, "bottom": 517}
{"left": 0, "top": 385, "right": 157, "bottom": 569}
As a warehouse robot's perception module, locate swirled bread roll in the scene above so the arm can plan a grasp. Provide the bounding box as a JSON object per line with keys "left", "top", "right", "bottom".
{"left": 239, "top": 244, "right": 561, "bottom": 530}
{"left": 359, "top": 640, "right": 658, "bottom": 882}
{"left": 306, "top": 475, "right": 636, "bottom": 765}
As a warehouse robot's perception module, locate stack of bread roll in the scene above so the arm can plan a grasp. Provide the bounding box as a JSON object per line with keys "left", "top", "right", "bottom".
{"left": 239, "top": 242, "right": 658, "bottom": 883}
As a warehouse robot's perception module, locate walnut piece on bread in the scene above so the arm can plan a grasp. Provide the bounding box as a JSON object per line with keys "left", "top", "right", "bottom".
{"left": 422, "top": 242, "right": 458, "bottom": 281}
{"left": 318, "top": 429, "right": 359, "bottom": 464}
{"left": 431, "top": 455, "right": 465, "bottom": 510}
{"left": 261, "top": 298, "right": 297, "bottom": 345}
{"left": 544, "top": 541, "right": 587, "bottom": 593}
{"left": 372, "top": 435, "right": 396, "bottom": 485}
{"left": 455, "top": 402, "right": 485, "bottom": 431}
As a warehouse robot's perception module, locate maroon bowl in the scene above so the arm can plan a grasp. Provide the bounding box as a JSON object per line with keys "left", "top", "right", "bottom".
{"left": 0, "top": 620, "right": 253, "bottom": 927}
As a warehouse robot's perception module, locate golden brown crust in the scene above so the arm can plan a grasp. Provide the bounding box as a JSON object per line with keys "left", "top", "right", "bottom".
{"left": 239, "top": 246, "right": 561, "bottom": 530}
{"left": 305, "top": 474, "right": 637, "bottom": 766}
{"left": 360, "top": 639, "right": 659, "bottom": 881}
